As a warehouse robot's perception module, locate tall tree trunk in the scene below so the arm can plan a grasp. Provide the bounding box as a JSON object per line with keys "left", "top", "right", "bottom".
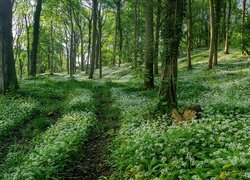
{"left": 224, "top": 0, "right": 231, "bottom": 54}
{"left": 24, "top": 14, "right": 31, "bottom": 76}
{"left": 0, "top": 0, "right": 18, "bottom": 91}
{"left": 242, "top": 0, "right": 247, "bottom": 54}
{"left": 144, "top": 0, "right": 154, "bottom": 89}
{"left": 187, "top": 0, "right": 192, "bottom": 70}
{"left": 50, "top": 21, "right": 54, "bottom": 74}
{"left": 208, "top": 0, "right": 215, "bottom": 70}
{"left": 89, "top": 0, "right": 98, "bottom": 79}
{"left": 213, "top": 0, "right": 221, "bottom": 66}
{"left": 30, "top": 0, "right": 42, "bottom": 76}
{"left": 158, "top": 0, "right": 185, "bottom": 107}
{"left": 113, "top": 12, "right": 118, "bottom": 66}
{"left": 117, "top": 3, "right": 122, "bottom": 67}
{"left": 133, "top": 0, "right": 139, "bottom": 68}
{"left": 154, "top": 0, "right": 161, "bottom": 74}
{"left": 69, "top": 4, "right": 74, "bottom": 77}
{"left": 222, "top": 2, "right": 226, "bottom": 45}
{"left": 86, "top": 17, "right": 92, "bottom": 74}
{"left": 98, "top": 6, "right": 103, "bottom": 78}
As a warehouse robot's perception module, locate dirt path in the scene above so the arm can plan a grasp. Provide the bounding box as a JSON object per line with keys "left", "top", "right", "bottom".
{"left": 65, "top": 83, "right": 120, "bottom": 180}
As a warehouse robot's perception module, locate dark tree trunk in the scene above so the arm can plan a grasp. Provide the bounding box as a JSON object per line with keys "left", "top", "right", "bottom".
{"left": 133, "top": 0, "right": 139, "bottom": 68}
{"left": 208, "top": 0, "right": 215, "bottom": 70}
{"left": 0, "top": 0, "right": 18, "bottom": 91}
{"left": 242, "top": 0, "right": 247, "bottom": 55}
{"left": 86, "top": 17, "right": 92, "bottom": 74}
{"left": 187, "top": 0, "right": 192, "bottom": 70}
{"left": 89, "top": 0, "right": 98, "bottom": 79}
{"left": 213, "top": 0, "right": 221, "bottom": 66}
{"left": 30, "top": 0, "right": 42, "bottom": 76}
{"left": 144, "top": 0, "right": 154, "bottom": 89}
{"left": 154, "top": 0, "right": 161, "bottom": 74}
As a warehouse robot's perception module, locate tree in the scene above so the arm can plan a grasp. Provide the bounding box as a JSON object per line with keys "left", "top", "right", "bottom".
{"left": 144, "top": 0, "right": 154, "bottom": 89}
{"left": 187, "top": 0, "right": 192, "bottom": 69}
{"left": 89, "top": 0, "right": 98, "bottom": 79}
{"left": 30, "top": 0, "right": 43, "bottom": 76}
{"left": 208, "top": 0, "right": 215, "bottom": 70}
{"left": 0, "top": 0, "right": 18, "bottom": 91}
{"left": 158, "top": 0, "right": 185, "bottom": 107}
{"left": 224, "top": 0, "right": 232, "bottom": 54}
{"left": 242, "top": 0, "right": 248, "bottom": 55}
{"left": 213, "top": 0, "right": 221, "bottom": 65}
{"left": 154, "top": 0, "right": 161, "bottom": 74}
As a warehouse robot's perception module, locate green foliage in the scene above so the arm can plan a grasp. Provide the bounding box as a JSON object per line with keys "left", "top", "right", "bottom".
{"left": 0, "top": 97, "right": 38, "bottom": 142}
{"left": 0, "top": 75, "right": 97, "bottom": 179}
{"left": 4, "top": 111, "right": 96, "bottom": 179}
{"left": 109, "top": 51, "right": 250, "bottom": 179}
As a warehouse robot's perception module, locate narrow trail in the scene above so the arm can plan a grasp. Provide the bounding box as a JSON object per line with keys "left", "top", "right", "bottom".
{"left": 65, "top": 83, "right": 120, "bottom": 180}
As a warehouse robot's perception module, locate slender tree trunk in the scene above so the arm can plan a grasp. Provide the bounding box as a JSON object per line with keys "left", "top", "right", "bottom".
{"left": 213, "top": 0, "right": 221, "bottom": 66}
{"left": 98, "top": 7, "right": 103, "bottom": 78}
{"left": 86, "top": 17, "right": 92, "bottom": 74}
{"left": 154, "top": 0, "right": 161, "bottom": 74}
{"left": 113, "top": 12, "right": 118, "bottom": 66}
{"left": 208, "top": 0, "right": 215, "bottom": 70}
{"left": 89, "top": 0, "right": 98, "bottom": 79}
{"left": 0, "top": 0, "right": 18, "bottom": 91}
{"left": 50, "top": 21, "right": 54, "bottom": 74}
{"left": 144, "top": 0, "right": 154, "bottom": 89}
{"left": 118, "top": 3, "right": 122, "bottom": 67}
{"left": 222, "top": 2, "right": 226, "bottom": 45}
{"left": 30, "top": 0, "right": 42, "bottom": 76}
{"left": 187, "top": 0, "right": 192, "bottom": 70}
{"left": 242, "top": 0, "right": 247, "bottom": 54}
{"left": 24, "top": 14, "right": 31, "bottom": 76}
{"left": 224, "top": 0, "right": 231, "bottom": 54}
{"left": 69, "top": 6, "right": 74, "bottom": 77}
{"left": 134, "top": 0, "right": 139, "bottom": 68}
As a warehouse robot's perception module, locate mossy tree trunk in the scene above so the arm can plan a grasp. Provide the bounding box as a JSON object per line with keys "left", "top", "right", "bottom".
{"left": 158, "top": 0, "right": 185, "bottom": 107}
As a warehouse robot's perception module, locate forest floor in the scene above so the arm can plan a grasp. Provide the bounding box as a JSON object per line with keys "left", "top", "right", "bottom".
{"left": 0, "top": 49, "right": 249, "bottom": 179}
{"left": 64, "top": 82, "right": 121, "bottom": 179}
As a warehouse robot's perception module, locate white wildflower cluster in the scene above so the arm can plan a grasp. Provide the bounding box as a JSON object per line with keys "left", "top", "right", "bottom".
{"left": 68, "top": 88, "right": 94, "bottom": 111}
{"left": 5, "top": 111, "right": 96, "bottom": 179}
{"left": 110, "top": 86, "right": 250, "bottom": 179}
{"left": 0, "top": 98, "right": 38, "bottom": 139}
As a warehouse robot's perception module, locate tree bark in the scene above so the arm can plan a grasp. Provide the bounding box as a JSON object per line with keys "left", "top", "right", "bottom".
{"left": 154, "top": 0, "right": 161, "bottom": 74}
{"left": 158, "top": 0, "right": 185, "bottom": 107}
{"left": 208, "top": 0, "right": 215, "bottom": 70}
{"left": 213, "top": 0, "right": 221, "bottom": 66}
{"left": 30, "top": 0, "right": 42, "bottom": 76}
{"left": 242, "top": 0, "right": 247, "bottom": 55}
{"left": 0, "top": 0, "right": 18, "bottom": 91}
{"left": 187, "top": 0, "right": 192, "bottom": 70}
{"left": 144, "top": 0, "right": 154, "bottom": 89}
{"left": 224, "top": 0, "right": 231, "bottom": 54}
{"left": 89, "top": 0, "right": 98, "bottom": 79}
{"left": 24, "top": 14, "right": 31, "bottom": 76}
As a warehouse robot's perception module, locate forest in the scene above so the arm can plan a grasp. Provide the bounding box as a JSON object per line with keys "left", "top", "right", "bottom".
{"left": 0, "top": 0, "right": 250, "bottom": 179}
